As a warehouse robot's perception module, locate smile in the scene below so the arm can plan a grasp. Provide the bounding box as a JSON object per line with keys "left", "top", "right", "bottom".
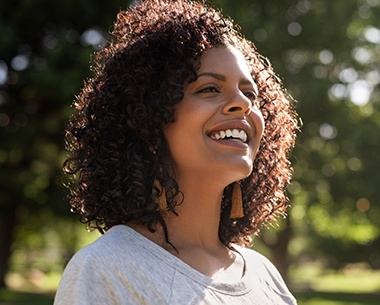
{"left": 209, "top": 129, "right": 248, "bottom": 143}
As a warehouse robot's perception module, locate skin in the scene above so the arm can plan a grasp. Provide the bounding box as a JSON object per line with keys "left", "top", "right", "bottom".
{"left": 129, "top": 46, "right": 264, "bottom": 283}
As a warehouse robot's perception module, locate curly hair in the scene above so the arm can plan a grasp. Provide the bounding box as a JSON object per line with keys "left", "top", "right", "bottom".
{"left": 64, "top": 0, "right": 299, "bottom": 247}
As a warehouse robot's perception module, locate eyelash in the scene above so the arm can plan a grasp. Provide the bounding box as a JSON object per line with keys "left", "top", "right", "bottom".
{"left": 198, "top": 86, "right": 220, "bottom": 93}
{"left": 243, "top": 90, "right": 258, "bottom": 102}
{"left": 197, "top": 86, "right": 259, "bottom": 108}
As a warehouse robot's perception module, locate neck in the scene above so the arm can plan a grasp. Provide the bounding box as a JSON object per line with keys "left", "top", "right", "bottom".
{"left": 128, "top": 172, "right": 232, "bottom": 252}
{"left": 127, "top": 174, "right": 244, "bottom": 280}
{"left": 161, "top": 173, "right": 229, "bottom": 251}
{"left": 165, "top": 186, "right": 223, "bottom": 249}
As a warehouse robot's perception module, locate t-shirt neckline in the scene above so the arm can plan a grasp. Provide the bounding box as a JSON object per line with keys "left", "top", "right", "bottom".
{"left": 109, "top": 224, "right": 255, "bottom": 295}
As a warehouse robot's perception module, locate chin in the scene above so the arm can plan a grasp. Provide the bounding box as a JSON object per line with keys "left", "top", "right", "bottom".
{"left": 230, "top": 163, "right": 253, "bottom": 181}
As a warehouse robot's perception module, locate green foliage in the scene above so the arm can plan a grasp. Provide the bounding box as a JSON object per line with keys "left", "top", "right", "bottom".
{"left": 0, "top": 0, "right": 127, "bottom": 287}
{"left": 213, "top": 0, "right": 380, "bottom": 267}
{"left": 0, "top": 0, "right": 126, "bottom": 216}
{"left": 10, "top": 211, "right": 99, "bottom": 275}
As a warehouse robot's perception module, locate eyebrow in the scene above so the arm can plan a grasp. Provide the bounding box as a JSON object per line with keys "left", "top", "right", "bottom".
{"left": 197, "top": 72, "right": 227, "bottom": 81}
{"left": 197, "top": 72, "right": 255, "bottom": 86}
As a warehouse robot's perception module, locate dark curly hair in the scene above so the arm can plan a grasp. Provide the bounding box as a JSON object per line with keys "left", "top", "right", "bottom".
{"left": 64, "top": 0, "right": 299, "bottom": 247}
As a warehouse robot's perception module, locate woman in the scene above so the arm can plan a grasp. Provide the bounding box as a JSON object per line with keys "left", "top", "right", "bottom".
{"left": 55, "top": 0, "right": 299, "bottom": 304}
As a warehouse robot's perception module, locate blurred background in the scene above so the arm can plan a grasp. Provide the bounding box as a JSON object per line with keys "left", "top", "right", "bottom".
{"left": 0, "top": 0, "right": 379, "bottom": 304}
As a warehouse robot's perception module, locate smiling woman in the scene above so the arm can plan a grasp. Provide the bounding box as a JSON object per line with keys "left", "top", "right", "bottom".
{"left": 54, "top": 0, "right": 299, "bottom": 304}
{"left": 164, "top": 46, "right": 265, "bottom": 187}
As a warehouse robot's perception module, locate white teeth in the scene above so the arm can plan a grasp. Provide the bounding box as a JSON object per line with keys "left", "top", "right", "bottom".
{"left": 240, "top": 130, "right": 247, "bottom": 142}
{"left": 232, "top": 129, "right": 240, "bottom": 138}
{"left": 210, "top": 129, "right": 248, "bottom": 143}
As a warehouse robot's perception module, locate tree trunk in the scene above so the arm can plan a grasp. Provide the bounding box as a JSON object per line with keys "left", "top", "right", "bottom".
{"left": 266, "top": 218, "right": 293, "bottom": 284}
{"left": 0, "top": 208, "right": 18, "bottom": 288}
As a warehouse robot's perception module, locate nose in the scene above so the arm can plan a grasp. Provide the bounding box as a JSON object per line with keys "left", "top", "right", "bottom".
{"left": 222, "top": 91, "right": 252, "bottom": 116}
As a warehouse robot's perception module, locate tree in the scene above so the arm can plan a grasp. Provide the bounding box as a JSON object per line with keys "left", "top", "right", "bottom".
{"left": 0, "top": 0, "right": 125, "bottom": 288}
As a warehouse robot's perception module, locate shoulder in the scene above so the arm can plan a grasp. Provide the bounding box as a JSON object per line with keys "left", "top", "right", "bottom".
{"left": 70, "top": 225, "right": 139, "bottom": 260}
{"left": 59, "top": 226, "right": 136, "bottom": 273}
{"left": 237, "top": 246, "right": 298, "bottom": 305}
{"left": 54, "top": 225, "right": 176, "bottom": 305}
{"left": 239, "top": 247, "right": 280, "bottom": 275}
{"left": 61, "top": 225, "right": 174, "bottom": 278}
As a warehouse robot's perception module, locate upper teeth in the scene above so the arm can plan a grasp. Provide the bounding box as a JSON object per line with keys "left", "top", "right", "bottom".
{"left": 210, "top": 129, "right": 248, "bottom": 143}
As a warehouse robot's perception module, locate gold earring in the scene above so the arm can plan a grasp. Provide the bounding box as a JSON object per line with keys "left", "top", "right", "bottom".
{"left": 153, "top": 179, "right": 167, "bottom": 210}
{"left": 230, "top": 182, "right": 244, "bottom": 219}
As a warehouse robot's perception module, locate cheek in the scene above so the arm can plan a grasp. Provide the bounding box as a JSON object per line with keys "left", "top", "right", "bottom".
{"left": 163, "top": 124, "right": 198, "bottom": 174}
{"left": 249, "top": 109, "right": 265, "bottom": 138}
{"left": 163, "top": 122, "right": 192, "bottom": 161}
{"left": 163, "top": 101, "right": 210, "bottom": 145}
{"left": 163, "top": 124, "right": 179, "bottom": 153}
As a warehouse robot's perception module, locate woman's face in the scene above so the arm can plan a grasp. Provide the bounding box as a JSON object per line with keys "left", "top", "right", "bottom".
{"left": 164, "top": 46, "right": 264, "bottom": 185}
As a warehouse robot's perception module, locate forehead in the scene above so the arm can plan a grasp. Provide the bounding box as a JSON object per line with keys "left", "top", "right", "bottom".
{"left": 198, "top": 46, "right": 252, "bottom": 77}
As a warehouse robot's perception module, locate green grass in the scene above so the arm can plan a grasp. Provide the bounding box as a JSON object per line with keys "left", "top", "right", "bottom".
{"left": 296, "top": 291, "right": 380, "bottom": 305}
{"left": 0, "top": 289, "right": 53, "bottom": 305}
{"left": 290, "top": 264, "right": 380, "bottom": 304}
{"left": 291, "top": 264, "right": 380, "bottom": 292}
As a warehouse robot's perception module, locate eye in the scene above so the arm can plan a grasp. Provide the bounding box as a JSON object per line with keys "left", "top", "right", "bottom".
{"left": 243, "top": 90, "right": 256, "bottom": 100}
{"left": 197, "top": 86, "right": 220, "bottom": 94}
{"left": 243, "top": 89, "right": 258, "bottom": 101}
{"left": 242, "top": 90, "right": 261, "bottom": 109}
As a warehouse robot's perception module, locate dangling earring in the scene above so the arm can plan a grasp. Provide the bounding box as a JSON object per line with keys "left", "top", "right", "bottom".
{"left": 230, "top": 182, "right": 244, "bottom": 219}
{"left": 153, "top": 179, "right": 167, "bottom": 210}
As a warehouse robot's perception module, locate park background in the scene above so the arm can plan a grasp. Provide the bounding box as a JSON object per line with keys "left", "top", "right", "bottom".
{"left": 0, "top": 0, "right": 379, "bottom": 304}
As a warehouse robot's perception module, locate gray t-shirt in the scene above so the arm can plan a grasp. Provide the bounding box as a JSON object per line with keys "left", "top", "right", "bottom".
{"left": 54, "top": 225, "right": 297, "bottom": 305}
